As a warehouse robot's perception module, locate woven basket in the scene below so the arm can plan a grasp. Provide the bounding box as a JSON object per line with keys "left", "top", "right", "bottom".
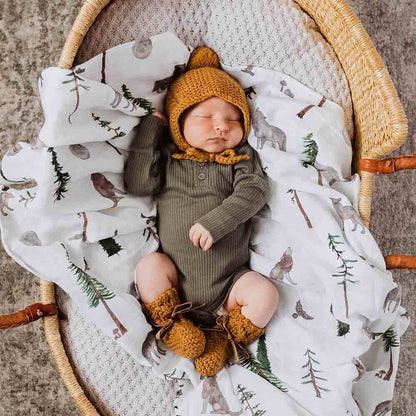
{"left": 1, "top": 0, "right": 414, "bottom": 414}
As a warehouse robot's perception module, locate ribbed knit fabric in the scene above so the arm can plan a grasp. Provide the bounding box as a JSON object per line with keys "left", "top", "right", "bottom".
{"left": 125, "top": 114, "right": 268, "bottom": 325}
{"left": 140, "top": 287, "right": 206, "bottom": 358}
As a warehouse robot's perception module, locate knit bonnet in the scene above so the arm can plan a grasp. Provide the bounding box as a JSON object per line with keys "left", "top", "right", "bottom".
{"left": 165, "top": 46, "right": 251, "bottom": 165}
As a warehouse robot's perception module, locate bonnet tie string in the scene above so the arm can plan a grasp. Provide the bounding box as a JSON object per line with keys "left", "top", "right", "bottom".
{"left": 171, "top": 147, "right": 250, "bottom": 165}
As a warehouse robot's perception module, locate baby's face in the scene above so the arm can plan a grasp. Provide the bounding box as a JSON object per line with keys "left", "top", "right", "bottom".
{"left": 179, "top": 97, "right": 244, "bottom": 153}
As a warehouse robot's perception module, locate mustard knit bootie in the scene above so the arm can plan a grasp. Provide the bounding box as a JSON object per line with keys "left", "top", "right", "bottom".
{"left": 141, "top": 287, "right": 206, "bottom": 359}
{"left": 194, "top": 305, "right": 265, "bottom": 377}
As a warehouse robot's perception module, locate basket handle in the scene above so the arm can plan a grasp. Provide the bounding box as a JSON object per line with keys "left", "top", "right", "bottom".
{"left": 360, "top": 155, "right": 416, "bottom": 270}
{"left": 360, "top": 154, "right": 416, "bottom": 174}
{"left": 0, "top": 303, "right": 58, "bottom": 330}
{"left": 385, "top": 255, "right": 416, "bottom": 270}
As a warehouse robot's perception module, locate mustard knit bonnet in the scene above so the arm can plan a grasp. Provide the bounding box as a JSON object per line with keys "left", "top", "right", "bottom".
{"left": 165, "top": 46, "right": 251, "bottom": 165}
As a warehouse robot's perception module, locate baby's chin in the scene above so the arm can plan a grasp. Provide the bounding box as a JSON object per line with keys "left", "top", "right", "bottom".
{"left": 200, "top": 142, "right": 228, "bottom": 153}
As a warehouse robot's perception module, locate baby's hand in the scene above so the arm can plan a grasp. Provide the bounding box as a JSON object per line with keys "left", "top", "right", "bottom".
{"left": 189, "top": 223, "right": 213, "bottom": 251}
{"left": 151, "top": 110, "right": 168, "bottom": 126}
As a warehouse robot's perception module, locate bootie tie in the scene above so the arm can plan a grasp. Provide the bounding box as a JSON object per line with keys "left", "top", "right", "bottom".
{"left": 194, "top": 305, "right": 266, "bottom": 377}
{"left": 141, "top": 287, "right": 206, "bottom": 359}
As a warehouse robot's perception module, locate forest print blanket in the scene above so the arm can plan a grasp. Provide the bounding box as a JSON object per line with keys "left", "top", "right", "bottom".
{"left": 0, "top": 32, "right": 409, "bottom": 415}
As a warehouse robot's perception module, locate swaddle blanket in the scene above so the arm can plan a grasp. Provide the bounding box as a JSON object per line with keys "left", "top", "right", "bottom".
{"left": 0, "top": 32, "right": 409, "bottom": 415}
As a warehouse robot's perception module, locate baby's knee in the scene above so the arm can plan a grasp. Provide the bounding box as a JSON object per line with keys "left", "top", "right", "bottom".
{"left": 248, "top": 274, "right": 279, "bottom": 308}
{"left": 135, "top": 252, "right": 178, "bottom": 285}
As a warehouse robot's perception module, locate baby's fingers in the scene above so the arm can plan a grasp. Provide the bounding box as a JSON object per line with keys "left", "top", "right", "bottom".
{"left": 191, "top": 231, "right": 201, "bottom": 247}
{"left": 202, "top": 236, "right": 213, "bottom": 251}
{"left": 199, "top": 235, "right": 208, "bottom": 249}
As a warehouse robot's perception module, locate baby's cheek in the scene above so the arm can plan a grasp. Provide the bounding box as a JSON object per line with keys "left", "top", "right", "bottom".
{"left": 193, "top": 119, "right": 213, "bottom": 132}
{"left": 185, "top": 121, "right": 212, "bottom": 142}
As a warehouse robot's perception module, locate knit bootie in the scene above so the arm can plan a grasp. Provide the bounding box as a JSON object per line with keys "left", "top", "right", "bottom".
{"left": 194, "top": 305, "right": 265, "bottom": 377}
{"left": 141, "top": 287, "right": 206, "bottom": 359}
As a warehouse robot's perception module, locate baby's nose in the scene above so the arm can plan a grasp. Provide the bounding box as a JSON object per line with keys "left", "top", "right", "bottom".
{"left": 214, "top": 121, "right": 230, "bottom": 133}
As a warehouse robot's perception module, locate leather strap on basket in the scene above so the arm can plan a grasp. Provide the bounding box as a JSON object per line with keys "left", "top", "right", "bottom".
{"left": 0, "top": 303, "right": 58, "bottom": 330}
{"left": 385, "top": 255, "right": 416, "bottom": 270}
{"left": 360, "top": 154, "right": 416, "bottom": 270}
{"left": 360, "top": 155, "right": 416, "bottom": 173}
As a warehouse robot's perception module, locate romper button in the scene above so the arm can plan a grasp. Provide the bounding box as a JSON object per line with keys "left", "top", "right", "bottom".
{"left": 198, "top": 172, "right": 206, "bottom": 180}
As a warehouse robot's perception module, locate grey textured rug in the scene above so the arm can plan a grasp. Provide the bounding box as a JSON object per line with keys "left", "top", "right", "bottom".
{"left": 0, "top": 0, "right": 414, "bottom": 415}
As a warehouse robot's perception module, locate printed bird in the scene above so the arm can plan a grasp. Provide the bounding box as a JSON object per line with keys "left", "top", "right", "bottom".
{"left": 292, "top": 300, "right": 314, "bottom": 320}
{"left": 90, "top": 172, "right": 127, "bottom": 208}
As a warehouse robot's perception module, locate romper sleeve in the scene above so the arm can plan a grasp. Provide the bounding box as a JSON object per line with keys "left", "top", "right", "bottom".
{"left": 124, "top": 114, "right": 166, "bottom": 197}
{"left": 195, "top": 142, "right": 269, "bottom": 243}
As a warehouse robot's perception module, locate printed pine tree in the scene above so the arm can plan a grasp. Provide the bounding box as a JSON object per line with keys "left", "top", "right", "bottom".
{"left": 382, "top": 326, "right": 400, "bottom": 380}
{"left": 330, "top": 303, "right": 350, "bottom": 337}
{"left": 18, "top": 190, "right": 36, "bottom": 208}
{"left": 121, "top": 84, "right": 155, "bottom": 114}
{"left": 328, "top": 234, "right": 359, "bottom": 319}
{"left": 47, "top": 147, "right": 71, "bottom": 202}
{"left": 91, "top": 113, "right": 126, "bottom": 155}
{"left": 236, "top": 384, "right": 267, "bottom": 416}
{"left": 301, "top": 348, "right": 330, "bottom": 398}
{"left": 98, "top": 235, "right": 123, "bottom": 257}
{"left": 62, "top": 67, "right": 90, "bottom": 124}
{"left": 301, "top": 133, "right": 323, "bottom": 185}
{"left": 301, "top": 133, "right": 318, "bottom": 167}
{"left": 60, "top": 243, "right": 127, "bottom": 337}
{"left": 287, "top": 189, "right": 313, "bottom": 228}
{"left": 238, "top": 333, "right": 288, "bottom": 392}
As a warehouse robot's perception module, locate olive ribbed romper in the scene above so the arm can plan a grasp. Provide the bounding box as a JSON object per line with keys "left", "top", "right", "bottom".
{"left": 125, "top": 115, "right": 269, "bottom": 327}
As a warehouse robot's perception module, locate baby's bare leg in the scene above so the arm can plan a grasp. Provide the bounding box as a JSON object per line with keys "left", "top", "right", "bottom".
{"left": 135, "top": 252, "right": 178, "bottom": 303}
{"left": 223, "top": 271, "right": 279, "bottom": 328}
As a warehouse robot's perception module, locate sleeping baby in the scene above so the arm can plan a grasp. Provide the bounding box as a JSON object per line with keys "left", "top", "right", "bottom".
{"left": 125, "top": 46, "right": 279, "bottom": 377}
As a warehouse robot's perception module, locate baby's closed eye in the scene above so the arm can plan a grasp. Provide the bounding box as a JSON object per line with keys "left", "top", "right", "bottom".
{"left": 197, "top": 115, "right": 241, "bottom": 122}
